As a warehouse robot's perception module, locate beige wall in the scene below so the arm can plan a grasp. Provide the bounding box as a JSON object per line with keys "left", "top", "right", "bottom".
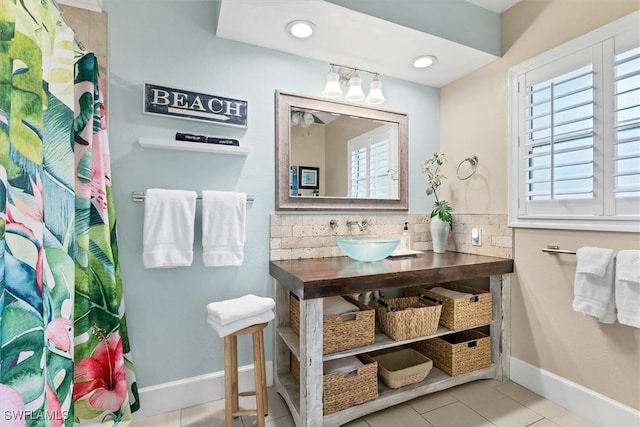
{"left": 60, "top": 5, "right": 108, "bottom": 103}
{"left": 291, "top": 125, "right": 326, "bottom": 195}
{"left": 440, "top": 0, "right": 640, "bottom": 410}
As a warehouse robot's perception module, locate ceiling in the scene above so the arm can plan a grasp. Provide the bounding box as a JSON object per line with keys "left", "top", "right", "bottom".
{"left": 216, "top": 0, "right": 521, "bottom": 88}
{"left": 466, "top": 0, "right": 521, "bottom": 14}
{"left": 58, "top": 0, "right": 522, "bottom": 88}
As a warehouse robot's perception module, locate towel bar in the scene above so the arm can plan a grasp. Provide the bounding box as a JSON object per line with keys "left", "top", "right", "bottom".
{"left": 131, "top": 191, "right": 254, "bottom": 203}
{"left": 542, "top": 245, "right": 577, "bottom": 255}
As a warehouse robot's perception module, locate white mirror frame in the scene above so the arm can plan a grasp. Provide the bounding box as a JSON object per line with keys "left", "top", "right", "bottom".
{"left": 275, "top": 91, "right": 409, "bottom": 211}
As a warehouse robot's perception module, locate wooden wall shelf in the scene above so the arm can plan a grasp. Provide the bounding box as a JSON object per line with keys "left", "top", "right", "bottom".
{"left": 138, "top": 138, "right": 250, "bottom": 155}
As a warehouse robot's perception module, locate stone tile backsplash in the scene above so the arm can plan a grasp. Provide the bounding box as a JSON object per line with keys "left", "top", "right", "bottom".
{"left": 270, "top": 213, "right": 512, "bottom": 260}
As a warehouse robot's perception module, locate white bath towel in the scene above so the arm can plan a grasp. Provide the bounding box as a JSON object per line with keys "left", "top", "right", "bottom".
{"left": 208, "top": 309, "right": 274, "bottom": 338}
{"left": 615, "top": 250, "right": 640, "bottom": 328}
{"left": 206, "top": 294, "right": 275, "bottom": 325}
{"left": 573, "top": 247, "right": 617, "bottom": 324}
{"left": 143, "top": 189, "right": 198, "bottom": 268}
{"left": 202, "top": 191, "right": 246, "bottom": 267}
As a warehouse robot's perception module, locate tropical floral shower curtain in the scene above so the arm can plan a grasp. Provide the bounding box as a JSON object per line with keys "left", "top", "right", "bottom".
{"left": 72, "top": 52, "right": 139, "bottom": 426}
{"left": 0, "top": 1, "right": 137, "bottom": 426}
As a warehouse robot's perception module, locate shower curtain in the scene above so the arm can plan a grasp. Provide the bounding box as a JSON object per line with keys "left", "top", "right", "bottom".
{"left": 0, "top": 1, "right": 137, "bottom": 426}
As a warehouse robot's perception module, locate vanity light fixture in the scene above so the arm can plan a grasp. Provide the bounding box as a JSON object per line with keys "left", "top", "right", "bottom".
{"left": 290, "top": 110, "right": 315, "bottom": 128}
{"left": 286, "top": 20, "right": 314, "bottom": 38}
{"left": 412, "top": 55, "right": 438, "bottom": 69}
{"left": 322, "top": 63, "right": 385, "bottom": 105}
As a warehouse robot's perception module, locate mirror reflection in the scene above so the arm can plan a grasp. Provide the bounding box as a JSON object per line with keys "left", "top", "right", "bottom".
{"left": 276, "top": 91, "right": 408, "bottom": 210}
{"left": 290, "top": 107, "right": 399, "bottom": 199}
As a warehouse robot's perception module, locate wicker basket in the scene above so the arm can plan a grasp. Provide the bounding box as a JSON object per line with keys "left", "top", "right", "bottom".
{"left": 376, "top": 296, "right": 442, "bottom": 341}
{"left": 411, "top": 330, "right": 491, "bottom": 377}
{"left": 370, "top": 348, "right": 433, "bottom": 389}
{"left": 408, "top": 282, "right": 492, "bottom": 331}
{"left": 291, "top": 353, "right": 378, "bottom": 415}
{"left": 290, "top": 293, "right": 375, "bottom": 354}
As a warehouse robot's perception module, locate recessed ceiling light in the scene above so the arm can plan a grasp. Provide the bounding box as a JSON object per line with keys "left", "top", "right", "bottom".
{"left": 413, "top": 55, "right": 438, "bottom": 69}
{"left": 286, "top": 20, "right": 315, "bottom": 39}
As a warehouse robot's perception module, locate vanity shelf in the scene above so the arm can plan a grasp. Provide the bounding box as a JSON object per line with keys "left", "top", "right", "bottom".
{"left": 138, "top": 137, "right": 250, "bottom": 155}
{"left": 270, "top": 252, "right": 513, "bottom": 427}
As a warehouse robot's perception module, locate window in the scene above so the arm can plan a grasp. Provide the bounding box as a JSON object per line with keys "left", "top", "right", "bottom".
{"left": 509, "top": 12, "right": 639, "bottom": 232}
{"left": 348, "top": 124, "right": 398, "bottom": 198}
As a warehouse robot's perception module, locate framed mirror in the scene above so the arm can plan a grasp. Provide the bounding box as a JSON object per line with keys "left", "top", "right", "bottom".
{"left": 275, "top": 91, "right": 408, "bottom": 210}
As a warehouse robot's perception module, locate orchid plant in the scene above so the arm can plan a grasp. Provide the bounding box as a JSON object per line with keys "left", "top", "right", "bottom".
{"left": 421, "top": 152, "right": 453, "bottom": 229}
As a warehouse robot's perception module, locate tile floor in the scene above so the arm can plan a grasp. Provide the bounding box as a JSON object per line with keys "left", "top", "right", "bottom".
{"left": 129, "top": 379, "right": 597, "bottom": 427}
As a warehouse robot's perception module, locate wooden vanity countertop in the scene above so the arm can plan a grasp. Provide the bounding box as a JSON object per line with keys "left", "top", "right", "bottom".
{"left": 269, "top": 252, "right": 514, "bottom": 300}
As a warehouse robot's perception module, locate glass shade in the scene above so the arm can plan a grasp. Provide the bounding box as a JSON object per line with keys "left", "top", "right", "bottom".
{"left": 322, "top": 70, "right": 343, "bottom": 98}
{"left": 345, "top": 72, "right": 365, "bottom": 101}
{"left": 366, "top": 76, "right": 385, "bottom": 104}
{"left": 301, "top": 112, "right": 314, "bottom": 127}
{"left": 291, "top": 111, "right": 300, "bottom": 126}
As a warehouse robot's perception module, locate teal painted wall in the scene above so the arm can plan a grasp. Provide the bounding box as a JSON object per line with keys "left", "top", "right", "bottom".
{"left": 103, "top": 0, "right": 439, "bottom": 388}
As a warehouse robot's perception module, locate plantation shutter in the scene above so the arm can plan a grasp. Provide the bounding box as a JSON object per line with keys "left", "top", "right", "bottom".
{"left": 350, "top": 147, "right": 368, "bottom": 198}
{"left": 509, "top": 12, "right": 639, "bottom": 231}
{"left": 518, "top": 47, "right": 597, "bottom": 216}
{"left": 347, "top": 124, "right": 397, "bottom": 198}
{"left": 612, "top": 28, "right": 640, "bottom": 215}
{"left": 369, "top": 140, "right": 390, "bottom": 198}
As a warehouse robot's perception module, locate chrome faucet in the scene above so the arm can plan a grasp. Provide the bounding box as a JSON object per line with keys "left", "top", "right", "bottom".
{"left": 346, "top": 219, "right": 369, "bottom": 231}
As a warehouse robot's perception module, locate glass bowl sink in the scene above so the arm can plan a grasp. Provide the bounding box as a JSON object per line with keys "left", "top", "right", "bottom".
{"left": 337, "top": 237, "right": 400, "bottom": 262}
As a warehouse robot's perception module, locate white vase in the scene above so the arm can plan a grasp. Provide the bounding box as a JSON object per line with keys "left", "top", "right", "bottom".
{"left": 430, "top": 216, "right": 450, "bottom": 253}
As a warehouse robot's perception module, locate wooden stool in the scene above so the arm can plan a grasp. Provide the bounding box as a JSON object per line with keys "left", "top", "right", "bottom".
{"left": 224, "top": 322, "right": 268, "bottom": 427}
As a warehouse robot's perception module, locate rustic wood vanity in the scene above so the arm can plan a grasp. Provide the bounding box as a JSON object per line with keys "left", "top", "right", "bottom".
{"left": 269, "top": 252, "right": 514, "bottom": 427}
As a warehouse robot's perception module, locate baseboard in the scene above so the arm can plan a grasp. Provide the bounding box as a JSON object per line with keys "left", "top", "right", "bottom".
{"left": 510, "top": 357, "right": 640, "bottom": 427}
{"left": 132, "top": 361, "right": 273, "bottom": 419}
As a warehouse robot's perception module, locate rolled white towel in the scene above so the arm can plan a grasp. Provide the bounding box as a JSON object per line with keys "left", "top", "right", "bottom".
{"left": 207, "top": 309, "right": 274, "bottom": 338}
{"left": 206, "top": 294, "right": 275, "bottom": 325}
{"left": 323, "top": 356, "right": 363, "bottom": 374}
{"left": 428, "top": 286, "right": 475, "bottom": 300}
{"left": 615, "top": 250, "right": 640, "bottom": 328}
{"left": 323, "top": 296, "right": 360, "bottom": 316}
{"left": 573, "top": 247, "right": 617, "bottom": 324}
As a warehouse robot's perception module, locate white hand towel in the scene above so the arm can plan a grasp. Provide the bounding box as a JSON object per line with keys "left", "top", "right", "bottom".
{"left": 573, "top": 247, "right": 617, "bottom": 323}
{"left": 615, "top": 250, "right": 640, "bottom": 328}
{"left": 206, "top": 294, "right": 275, "bottom": 325}
{"left": 143, "top": 189, "right": 197, "bottom": 268}
{"left": 207, "top": 309, "right": 274, "bottom": 338}
{"left": 202, "top": 191, "right": 246, "bottom": 267}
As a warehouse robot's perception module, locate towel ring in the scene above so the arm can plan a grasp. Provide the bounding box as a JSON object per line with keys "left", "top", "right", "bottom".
{"left": 456, "top": 155, "right": 478, "bottom": 180}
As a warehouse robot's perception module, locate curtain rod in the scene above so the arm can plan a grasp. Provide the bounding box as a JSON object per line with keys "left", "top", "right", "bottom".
{"left": 46, "top": 0, "right": 86, "bottom": 51}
